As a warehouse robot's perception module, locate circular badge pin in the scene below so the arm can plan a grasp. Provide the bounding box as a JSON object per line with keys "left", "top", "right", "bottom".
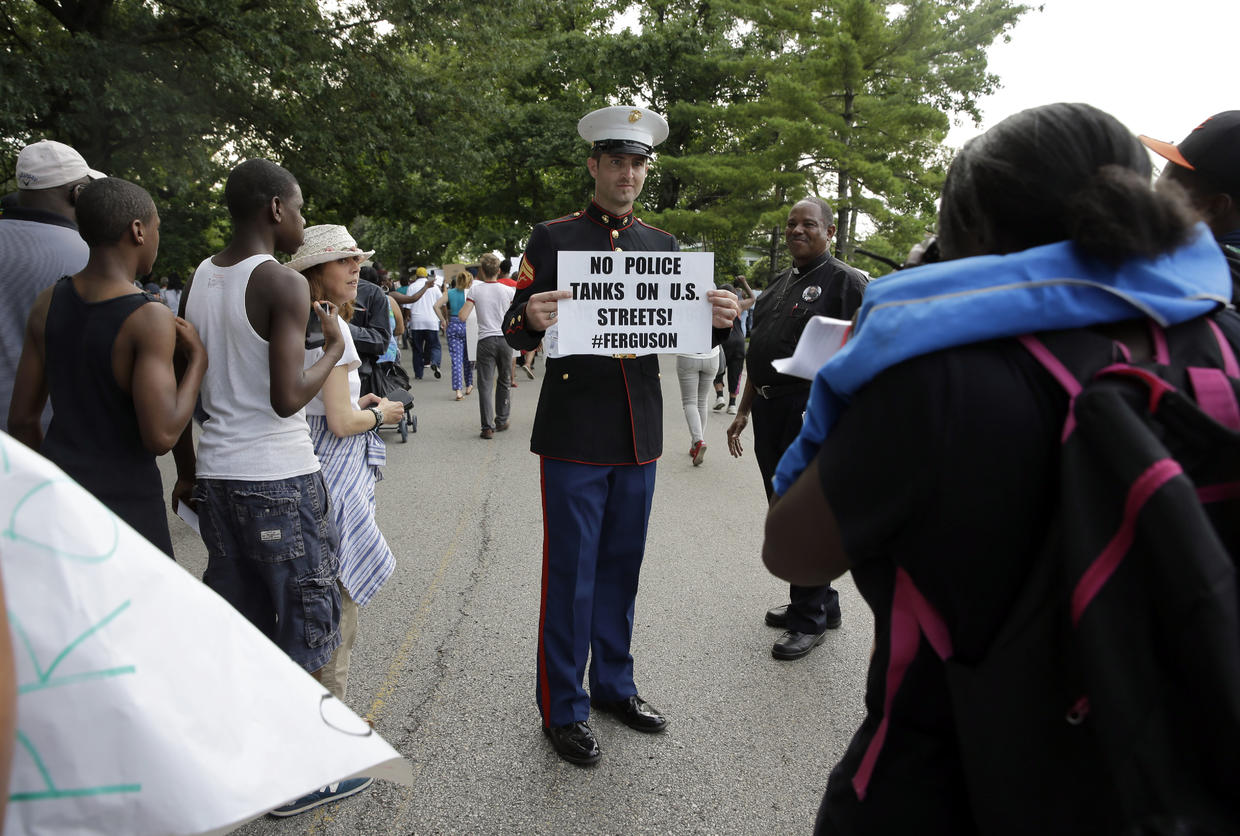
{"left": 802, "top": 285, "right": 822, "bottom": 302}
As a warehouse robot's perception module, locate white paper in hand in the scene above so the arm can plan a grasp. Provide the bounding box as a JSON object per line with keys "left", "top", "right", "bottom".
{"left": 174, "top": 500, "right": 200, "bottom": 535}
{"left": 771, "top": 316, "right": 853, "bottom": 380}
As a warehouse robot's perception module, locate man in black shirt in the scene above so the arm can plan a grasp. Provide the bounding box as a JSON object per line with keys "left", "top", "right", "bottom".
{"left": 727, "top": 197, "right": 867, "bottom": 660}
{"left": 351, "top": 264, "right": 393, "bottom": 395}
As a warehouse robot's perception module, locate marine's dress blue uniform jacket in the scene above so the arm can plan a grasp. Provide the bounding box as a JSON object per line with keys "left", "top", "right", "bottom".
{"left": 504, "top": 201, "right": 730, "bottom": 463}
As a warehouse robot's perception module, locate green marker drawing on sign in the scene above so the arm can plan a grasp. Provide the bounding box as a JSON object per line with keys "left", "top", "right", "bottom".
{"left": 10, "top": 602, "right": 135, "bottom": 696}
{"left": 3, "top": 479, "right": 119, "bottom": 563}
{"left": 2, "top": 436, "right": 144, "bottom": 810}
{"left": 11, "top": 731, "right": 141, "bottom": 801}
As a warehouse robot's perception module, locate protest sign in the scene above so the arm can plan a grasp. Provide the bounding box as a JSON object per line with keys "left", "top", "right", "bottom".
{"left": 0, "top": 433, "right": 413, "bottom": 836}
{"left": 553, "top": 251, "right": 715, "bottom": 355}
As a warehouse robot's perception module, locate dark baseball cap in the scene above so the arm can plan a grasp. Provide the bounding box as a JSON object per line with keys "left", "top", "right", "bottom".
{"left": 1139, "top": 111, "right": 1240, "bottom": 194}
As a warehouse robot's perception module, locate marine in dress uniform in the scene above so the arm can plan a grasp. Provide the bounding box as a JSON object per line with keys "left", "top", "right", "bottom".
{"left": 503, "top": 106, "right": 735, "bottom": 766}
{"left": 727, "top": 198, "right": 868, "bottom": 660}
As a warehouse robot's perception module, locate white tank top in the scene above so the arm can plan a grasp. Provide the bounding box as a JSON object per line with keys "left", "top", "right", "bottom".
{"left": 187, "top": 253, "right": 319, "bottom": 480}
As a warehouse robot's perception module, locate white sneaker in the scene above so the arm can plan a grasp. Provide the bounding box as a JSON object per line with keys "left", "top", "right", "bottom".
{"left": 727, "top": 403, "right": 737, "bottom": 414}
{"left": 713, "top": 395, "right": 726, "bottom": 410}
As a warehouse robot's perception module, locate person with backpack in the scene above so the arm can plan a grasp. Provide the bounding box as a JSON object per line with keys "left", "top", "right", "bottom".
{"left": 761, "top": 102, "right": 1240, "bottom": 835}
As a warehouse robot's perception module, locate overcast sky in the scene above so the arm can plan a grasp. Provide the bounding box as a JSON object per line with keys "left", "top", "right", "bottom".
{"left": 945, "top": 0, "right": 1232, "bottom": 158}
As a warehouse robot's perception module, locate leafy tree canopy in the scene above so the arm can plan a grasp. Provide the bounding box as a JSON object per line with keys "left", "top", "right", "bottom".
{"left": 1, "top": 0, "right": 1031, "bottom": 280}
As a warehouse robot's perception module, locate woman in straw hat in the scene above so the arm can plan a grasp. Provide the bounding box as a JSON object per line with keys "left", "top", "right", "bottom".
{"left": 286, "top": 224, "right": 404, "bottom": 704}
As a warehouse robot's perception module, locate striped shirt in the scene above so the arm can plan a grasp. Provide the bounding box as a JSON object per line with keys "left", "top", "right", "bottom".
{"left": 307, "top": 416, "right": 394, "bottom": 606}
{"left": 0, "top": 208, "right": 89, "bottom": 432}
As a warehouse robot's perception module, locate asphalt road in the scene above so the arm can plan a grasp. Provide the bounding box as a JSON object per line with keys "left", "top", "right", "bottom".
{"left": 161, "top": 351, "right": 873, "bottom": 836}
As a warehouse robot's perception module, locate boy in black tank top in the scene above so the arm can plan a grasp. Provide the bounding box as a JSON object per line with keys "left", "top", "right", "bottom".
{"left": 8, "top": 177, "right": 207, "bottom": 557}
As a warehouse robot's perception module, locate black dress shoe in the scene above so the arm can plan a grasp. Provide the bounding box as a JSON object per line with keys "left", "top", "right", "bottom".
{"left": 543, "top": 721, "right": 601, "bottom": 765}
{"left": 592, "top": 695, "right": 668, "bottom": 733}
{"left": 772, "top": 629, "right": 829, "bottom": 660}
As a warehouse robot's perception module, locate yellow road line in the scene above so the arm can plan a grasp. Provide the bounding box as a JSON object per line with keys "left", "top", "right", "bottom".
{"left": 303, "top": 454, "right": 494, "bottom": 834}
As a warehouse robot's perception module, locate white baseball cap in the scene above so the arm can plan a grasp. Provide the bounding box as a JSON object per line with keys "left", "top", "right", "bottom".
{"left": 16, "top": 140, "right": 106, "bottom": 190}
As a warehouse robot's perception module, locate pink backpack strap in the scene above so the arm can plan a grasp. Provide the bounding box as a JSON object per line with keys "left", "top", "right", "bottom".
{"left": 1175, "top": 316, "right": 1240, "bottom": 430}
{"left": 1018, "top": 335, "right": 1081, "bottom": 442}
{"left": 1206, "top": 318, "right": 1240, "bottom": 378}
{"left": 1148, "top": 321, "right": 1171, "bottom": 365}
{"left": 1094, "top": 364, "right": 1177, "bottom": 413}
{"left": 852, "top": 568, "right": 952, "bottom": 800}
{"left": 1187, "top": 367, "right": 1240, "bottom": 431}
{"left": 1071, "top": 458, "right": 1183, "bottom": 626}
{"left": 1198, "top": 482, "right": 1240, "bottom": 503}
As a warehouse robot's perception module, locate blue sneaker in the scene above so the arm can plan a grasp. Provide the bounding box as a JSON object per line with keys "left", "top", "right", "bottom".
{"left": 268, "top": 776, "right": 373, "bottom": 817}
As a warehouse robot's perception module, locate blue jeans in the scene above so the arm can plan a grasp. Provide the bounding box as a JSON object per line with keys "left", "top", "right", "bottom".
{"left": 411, "top": 329, "right": 442, "bottom": 379}
{"left": 195, "top": 471, "right": 342, "bottom": 673}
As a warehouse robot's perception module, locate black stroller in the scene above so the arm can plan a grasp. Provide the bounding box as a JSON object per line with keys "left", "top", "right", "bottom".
{"left": 361, "top": 359, "right": 416, "bottom": 443}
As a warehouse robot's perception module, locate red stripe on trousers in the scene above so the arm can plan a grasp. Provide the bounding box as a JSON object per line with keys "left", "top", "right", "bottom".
{"left": 537, "top": 456, "right": 553, "bottom": 726}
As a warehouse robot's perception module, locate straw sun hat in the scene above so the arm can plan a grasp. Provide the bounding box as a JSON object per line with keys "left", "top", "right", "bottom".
{"left": 286, "top": 224, "right": 375, "bottom": 273}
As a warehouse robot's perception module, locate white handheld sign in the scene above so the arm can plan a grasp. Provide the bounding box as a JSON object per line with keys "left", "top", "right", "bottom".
{"left": 554, "top": 251, "right": 715, "bottom": 355}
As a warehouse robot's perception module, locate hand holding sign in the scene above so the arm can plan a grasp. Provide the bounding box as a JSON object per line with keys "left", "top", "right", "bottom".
{"left": 706, "top": 287, "right": 740, "bottom": 329}
{"left": 525, "top": 289, "right": 574, "bottom": 332}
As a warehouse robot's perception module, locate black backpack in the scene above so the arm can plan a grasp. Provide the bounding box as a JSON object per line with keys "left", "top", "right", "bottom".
{"left": 881, "top": 313, "right": 1240, "bottom": 835}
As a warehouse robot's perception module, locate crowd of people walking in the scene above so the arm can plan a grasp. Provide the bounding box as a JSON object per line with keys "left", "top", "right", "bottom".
{"left": 3, "top": 99, "right": 1240, "bottom": 835}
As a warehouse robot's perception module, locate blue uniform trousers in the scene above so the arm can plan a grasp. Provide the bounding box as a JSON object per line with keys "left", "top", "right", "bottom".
{"left": 537, "top": 457, "right": 657, "bottom": 727}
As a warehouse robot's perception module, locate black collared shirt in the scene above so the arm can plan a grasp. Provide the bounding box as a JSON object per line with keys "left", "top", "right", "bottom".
{"left": 747, "top": 252, "right": 868, "bottom": 390}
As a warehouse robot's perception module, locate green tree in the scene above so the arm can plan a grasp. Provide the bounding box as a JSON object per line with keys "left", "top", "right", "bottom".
{"left": 600, "top": 0, "right": 811, "bottom": 283}
{"left": 0, "top": 0, "right": 430, "bottom": 274}
{"left": 1, "top": 0, "right": 1031, "bottom": 278}
{"left": 781, "top": 0, "right": 1029, "bottom": 261}
{"left": 588, "top": 0, "right": 1029, "bottom": 280}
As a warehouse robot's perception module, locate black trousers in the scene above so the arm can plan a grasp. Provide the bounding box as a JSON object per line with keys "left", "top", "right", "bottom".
{"left": 750, "top": 389, "right": 840, "bottom": 633}
{"left": 715, "top": 338, "right": 745, "bottom": 396}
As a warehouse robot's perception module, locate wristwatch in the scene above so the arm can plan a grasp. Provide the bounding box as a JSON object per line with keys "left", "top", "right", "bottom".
{"left": 369, "top": 407, "right": 383, "bottom": 430}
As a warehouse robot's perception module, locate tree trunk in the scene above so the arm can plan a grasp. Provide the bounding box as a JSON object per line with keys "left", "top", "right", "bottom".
{"left": 847, "top": 203, "right": 858, "bottom": 264}
{"left": 767, "top": 226, "right": 779, "bottom": 284}
{"left": 835, "top": 88, "right": 855, "bottom": 258}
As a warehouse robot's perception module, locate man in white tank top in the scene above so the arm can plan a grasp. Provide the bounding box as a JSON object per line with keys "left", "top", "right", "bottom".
{"left": 174, "top": 160, "right": 347, "bottom": 678}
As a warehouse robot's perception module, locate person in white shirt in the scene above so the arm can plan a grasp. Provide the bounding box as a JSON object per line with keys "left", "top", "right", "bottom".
{"left": 174, "top": 159, "right": 346, "bottom": 681}
{"left": 288, "top": 224, "right": 404, "bottom": 705}
{"left": 458, "top": 253, "right": 515, "bottom": 438}
{"left": 403, "top": 269, "right": 443, "bottom": 379}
